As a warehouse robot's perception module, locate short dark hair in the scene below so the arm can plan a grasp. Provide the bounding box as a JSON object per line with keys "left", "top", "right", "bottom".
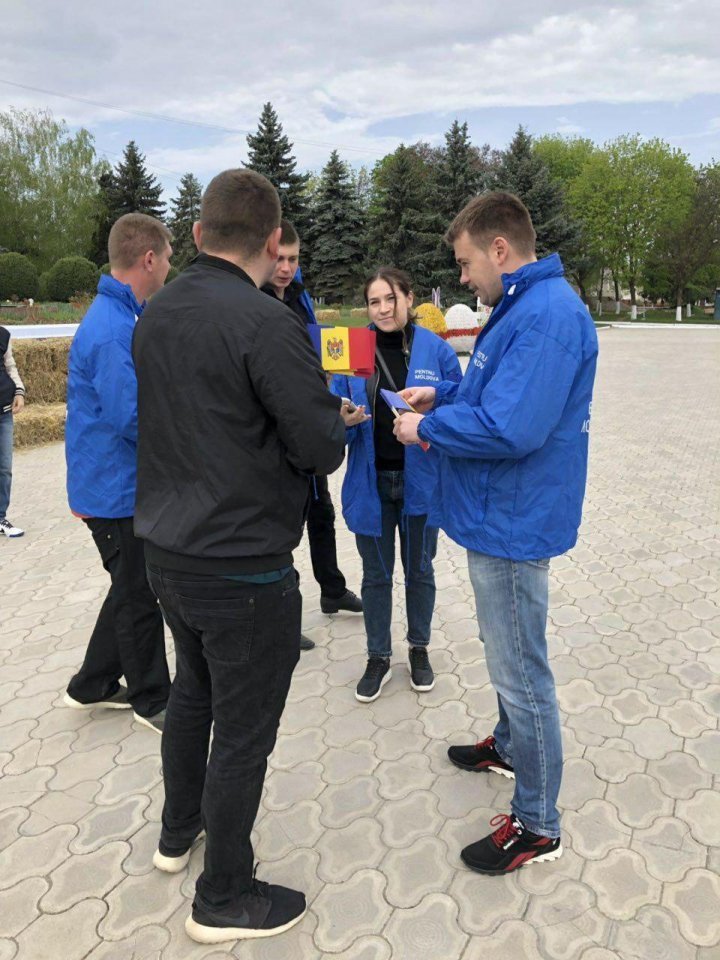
{"left": 363, "top": 267, "right": 417, "bottom": 324}
{"left": 200, "top": 169, "right": 281, "bottom": 258}
{"left": 108, "top": 213, "right": 171, "bottom": 270}
{"left": 445, "top": 191, "right": 536, "bottom": 255}
{"left": 280, "top": 219, "right": 299, "bottom": 246}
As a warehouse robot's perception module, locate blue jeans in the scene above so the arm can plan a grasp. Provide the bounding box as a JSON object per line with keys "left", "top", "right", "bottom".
{"left": 355, "top": 470, "right": 438, "bottom": 658}
{"left": 0, "top": 411, "right": 13, "bottom": 520}
{"left": 467, "top": 550, "right": 562, "bottom": 838}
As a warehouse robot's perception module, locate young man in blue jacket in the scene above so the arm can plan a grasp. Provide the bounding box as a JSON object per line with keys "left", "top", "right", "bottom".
{"left": 261, "top": 220, "right": 362, "bottom": 651}
{"left": 64, "top": 213, "right": 173, "bottom": 733}
{"left": 395, "top": 192, "right": 598, "bottom": 876}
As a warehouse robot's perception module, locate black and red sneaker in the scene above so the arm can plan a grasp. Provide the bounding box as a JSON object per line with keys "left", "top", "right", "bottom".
{"left": 447, "top": 735, "right": 515, "bottom": 779}
{"left": 461, "top": 814, "right": 562, "bottom": 875}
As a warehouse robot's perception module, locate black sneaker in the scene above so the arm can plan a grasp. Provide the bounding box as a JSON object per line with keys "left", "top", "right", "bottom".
{"left": 447, "top": 735, "right": 515, "bottom": 779}
{"left": 134, "top": 709, "right": 166, "bottom": 734}
{"left": 355, "top": 657, "right": 391, "bottom": 703}
{"left": 320, "top": 589, "right": 363, "bottom": 614}
{"left": 185, "top": 879, "right": 306, "bottom": 944}
{"left": 408, "top": 646, "right": 435, "bottom": 692}
{"left": 63, "top": 685, "right": 131, "bottom": 711}
{"left": 300, "top": 634, "right": 316, "bottom": 651}
{"left": 461, "top": 814, "right": 562, "bottom": 875}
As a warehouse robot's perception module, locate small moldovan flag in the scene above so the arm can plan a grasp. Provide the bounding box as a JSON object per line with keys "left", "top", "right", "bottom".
{"left": 308, "top": 326, "right": 376, "bottom": 378}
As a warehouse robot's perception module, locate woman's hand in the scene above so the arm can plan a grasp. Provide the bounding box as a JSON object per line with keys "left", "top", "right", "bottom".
{"left": 398, "top": 386, "right": 436, "bottom": 414}
{"left": 11, "top": 395, "right": 24, "bottom": 415}
{"left": 340, "top": 402, "right": 371, "bottom": 427}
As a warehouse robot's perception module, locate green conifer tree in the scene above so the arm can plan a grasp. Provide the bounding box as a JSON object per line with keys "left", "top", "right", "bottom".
{"left": 88, "top": 165, "right": 117, "bottom": 266}
{"left": 366, "top": 144, "right": 443, "bottom": 296}
{"left": 110, "top": 140, "right": 165, "bottom": 219}
{"left": 492, "top": 126, "right": 576, "bottom": 258}
{"left": 245, "top": 103, "right": 309, "bottom": 225}
{"left": 306, "top": 151, "right": 365, "bottom": 303}
{"left": 168, "top": 172, "right": 202, "bottom": 270}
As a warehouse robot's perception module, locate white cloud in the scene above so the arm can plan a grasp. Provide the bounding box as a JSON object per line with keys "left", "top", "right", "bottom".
{"left": 2, "top": 0, "right": 719, "bottom": 174}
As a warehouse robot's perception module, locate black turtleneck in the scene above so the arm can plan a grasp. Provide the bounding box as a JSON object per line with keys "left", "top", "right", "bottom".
{"left": 374, "top": 328, "right": 409, "bottom": 471}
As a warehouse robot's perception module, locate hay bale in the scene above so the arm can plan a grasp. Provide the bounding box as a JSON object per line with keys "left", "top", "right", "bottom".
{"left": 350, "top": 308, "right": 367, "bottom": 319}
{"left": 14, "top": 403, "right": 66, "bottom": 448}
{"left": 316, "top": 309, "right": 341, "bottom": 323}
{"left": 11, "top": 338, "right": 71, "bottom": 404}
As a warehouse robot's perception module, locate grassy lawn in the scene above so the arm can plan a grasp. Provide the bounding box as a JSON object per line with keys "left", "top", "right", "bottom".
{"left": 0, "top": 302, "right": 86, "bottom": 325}
{"left": 594, "top": 308, "right": 718, "bottom": 324}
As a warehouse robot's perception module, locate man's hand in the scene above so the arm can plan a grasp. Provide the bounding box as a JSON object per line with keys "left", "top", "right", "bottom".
{"left": 11, "top": 395, "right": 24, "bottom": 415}
{"left": 341, "top": 402, "right": 371, "bottom": 427}
{"left": 393, "top": 412, "right": 424, "bottom": 445}
{"left": 399, "top": 386, "right": 436, "bottom": 414}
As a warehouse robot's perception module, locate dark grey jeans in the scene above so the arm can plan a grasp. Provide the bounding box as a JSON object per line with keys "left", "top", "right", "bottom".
{"left": 146, "top": 563, "right": 301, "bottom": 917}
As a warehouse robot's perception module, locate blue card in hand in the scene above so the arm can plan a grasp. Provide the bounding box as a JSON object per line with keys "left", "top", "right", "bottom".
{"left": 379, "top": 389, "right": 414, "bottom": 413}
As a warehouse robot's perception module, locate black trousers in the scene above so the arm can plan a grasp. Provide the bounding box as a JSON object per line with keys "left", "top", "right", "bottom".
{"left": 306, "top": 474, "right": 346, "bottom": 598}
{"left": 66, "top": 517, "right": 170, "bottom": 718}
{"left": 146, "top": 563, "right": 301, "bottom": 916}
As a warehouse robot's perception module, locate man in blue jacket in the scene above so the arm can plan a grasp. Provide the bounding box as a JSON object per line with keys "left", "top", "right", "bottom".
{"left": 395, "top": 192, "right": 598, "bottom": 876}
{"left": 261, "top": 220, "right": 362, "bottom": 652}
{"left": 64, "top": 213, "right": 173, "bottom": 733}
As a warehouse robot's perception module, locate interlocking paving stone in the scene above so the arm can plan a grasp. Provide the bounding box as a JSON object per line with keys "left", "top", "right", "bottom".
{"left": 583, "top": 848, "right": 662, "bottom": 920}
{"left": 460, "top": 919, "right": 541, "bottom": 959}
{"left": 1, "top": 330, "right": 719, "bottom": 958}
{"left": 676, "top": 790, "right": 720, "bottom": 846}
{"left": 313, "top": 869, "right": 391, "bottom": 953}
{"left": 382, "top": 836, "right": 454, "bottom": 907}
{"left": 316, "top": 816, "right": 385, "bottom": 882}
{"left": 610, "top": 904, "right": 698, "bottom": 960}
{"left": 41, "top": 840, "right": 130, "bottom": 913}
{"left": 605, "top": 773, "right": 674, "bottom": 829}
{"left": 631, "top": 816, "right": 707, "bottom": 883}
{"left": 15, "top": 897, "right": 107, "bottom": 960}
{"left": 0, "top": 876, "right": 48, "bottom": 938}
{"left": 83, "top": 923, "right": 170, "bottom": 960}
{"left": 526, "top": 879, "right": 611, "bottom": 960}
{"left": 450, "top": 870, "right": 528, "bottom": 936}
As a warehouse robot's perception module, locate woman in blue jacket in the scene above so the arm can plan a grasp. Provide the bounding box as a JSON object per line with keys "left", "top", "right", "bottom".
{"left": 331, "top": 268, "right": 462, "bottom": 702}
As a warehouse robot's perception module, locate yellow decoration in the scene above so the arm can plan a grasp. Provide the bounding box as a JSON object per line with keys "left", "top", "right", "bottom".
{"left": 415, "top": 303, "right": 447, "bottom": 335}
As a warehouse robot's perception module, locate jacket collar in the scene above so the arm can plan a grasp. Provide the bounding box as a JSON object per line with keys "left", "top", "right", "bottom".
{"left": 98, "top": 273, "right": 145, "bottom": 316}
{"left": 193, "top": 252, "right": 257, "bottom": 288}
{"left": 500, "top": 253, "right": 564, "bottom": 298}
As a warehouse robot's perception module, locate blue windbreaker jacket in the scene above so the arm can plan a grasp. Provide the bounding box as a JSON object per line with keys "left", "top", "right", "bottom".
{"left": 330, "top": 324, "right": 462, "bottom": 537}
{"left": 418, "top": 254, "right": 598, "bottom": 560}
{"left": 66, "top": 274, "right": 143, "bottom": 518}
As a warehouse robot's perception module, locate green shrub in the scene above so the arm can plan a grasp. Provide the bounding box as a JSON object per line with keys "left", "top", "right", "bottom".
{"left": 100, "top": 263, "right": 111, "bottom": 275}
{"left": 44, "top": 256, "right": 99, "bottom": 302}
{"left": 0, "top": 253, "right": 39, "bottom": 301}
{"left": 38, "top": 271, "right": 51, "bottom": 301}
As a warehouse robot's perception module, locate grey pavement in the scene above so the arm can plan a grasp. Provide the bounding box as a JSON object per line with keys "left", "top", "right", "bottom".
{"left": 1, "top": 328, "right": 719, "bottom": 959}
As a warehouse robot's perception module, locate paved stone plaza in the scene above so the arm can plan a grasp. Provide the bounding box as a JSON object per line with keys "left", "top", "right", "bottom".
{"left": 0, "top": 328, "right": 719, "bottom": 959}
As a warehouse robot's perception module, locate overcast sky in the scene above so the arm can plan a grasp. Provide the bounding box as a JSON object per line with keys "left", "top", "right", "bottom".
{"left": 2, "top": 0, "right": 719, "bottom": 198}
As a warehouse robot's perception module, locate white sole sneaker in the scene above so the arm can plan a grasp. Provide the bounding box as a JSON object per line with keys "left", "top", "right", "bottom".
{"left": 63, "top": 692, "right": 131, "bottom": 710}
{"left": 355, "top": 668, "right": 392, "bottom": 703}
{"left": 526, "top": 844, "right": 563, "bottom": 866}
{"left": 153, "top": 831, "right": 205, "bottom": 873}
{"left": 490, "top": 765, "right": 516, "bottom": 780}
{"left": 133, "top": 712, "right": 164, "bottom": 734}
{"left": 153, "top": 848, "right": 191, "bottom": 873}
{"left": 185, "top": 907, "right": 307, "bottom": 944}
{"left": 407, "top": 663, "right": 436, "bottom": 692}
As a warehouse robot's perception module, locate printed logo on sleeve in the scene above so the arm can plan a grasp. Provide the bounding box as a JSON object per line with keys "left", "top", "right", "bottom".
{"left": 473, "top": 350, "right": 489, "bottom": 369}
